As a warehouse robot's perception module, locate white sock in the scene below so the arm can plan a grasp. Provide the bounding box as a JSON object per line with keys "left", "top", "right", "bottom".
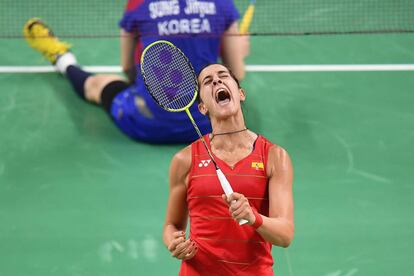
{"left": 55, "top": 52, "right": 77, "bottom": 74}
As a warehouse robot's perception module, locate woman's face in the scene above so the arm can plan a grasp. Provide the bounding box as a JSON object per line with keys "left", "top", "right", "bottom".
{"left": 197, "top": 64, "right": 245, "bottom": 119}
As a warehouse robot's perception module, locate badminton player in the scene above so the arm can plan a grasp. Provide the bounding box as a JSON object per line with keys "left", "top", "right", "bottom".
{"left": 23, "top": 0, "right": 249, "bottom": 143}
{"left": 163, "top": 64, "right": 294, "bottom": 275}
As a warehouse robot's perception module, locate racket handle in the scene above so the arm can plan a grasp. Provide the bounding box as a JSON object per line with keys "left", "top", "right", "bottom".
{"left": 216, "top": 168, "right": 234, "bottom": 196}
{"left": 216, "top": 169, "right": 249, "bottom": 225}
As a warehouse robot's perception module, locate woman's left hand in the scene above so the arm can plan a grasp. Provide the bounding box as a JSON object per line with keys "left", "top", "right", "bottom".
{"left": 222, "top": 193, "right": 256, "bottom": 225}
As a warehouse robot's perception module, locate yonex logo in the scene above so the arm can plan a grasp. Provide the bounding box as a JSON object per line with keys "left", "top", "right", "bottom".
{"left": 198, "top": 159, "right": 211, "bottom": 167}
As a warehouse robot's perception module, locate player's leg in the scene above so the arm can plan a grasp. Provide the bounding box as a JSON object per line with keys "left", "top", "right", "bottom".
{"left": 84, "top": 75, "right": 126, "bottom": 104}
{"left": 23, "top": 18, "right": 126, "bottom": 105}
{"left": 22, "top": 18, "right": 207, "bottom": 143}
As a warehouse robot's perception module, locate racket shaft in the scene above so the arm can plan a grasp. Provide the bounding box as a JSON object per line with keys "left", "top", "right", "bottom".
{"left": 185, "top": 108, "right": 204, "bottom": 139}
{"left": 185, "top": 108, "right": 217, "bottom": 164}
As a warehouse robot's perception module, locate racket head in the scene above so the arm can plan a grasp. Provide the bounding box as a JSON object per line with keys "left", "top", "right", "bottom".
{"left": 141, "top": 40, "right": 198, "bottom": 112}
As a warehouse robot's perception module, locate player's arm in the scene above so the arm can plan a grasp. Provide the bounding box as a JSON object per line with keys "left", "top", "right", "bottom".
{"left": 120, "top": 28, "right": 137, "bottom": 83}
{"left": 256, "top": 145, "right": 294, "bottom": 247}
{"left": 163, "top": 146, "right": 198, "bottom": 259}
{"left": 221, "top": 21, "right": 250, "bottom": 81}
{"left": 225, "top": 145, "right": 294, "bottom": 247}
{"left": 223, "top": 146, "right": 294, "bottom": 247}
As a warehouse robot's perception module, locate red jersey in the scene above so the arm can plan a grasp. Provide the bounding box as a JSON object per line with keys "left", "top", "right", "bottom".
{"left": 180, "top": 135, "right": 275, "bottom": 276}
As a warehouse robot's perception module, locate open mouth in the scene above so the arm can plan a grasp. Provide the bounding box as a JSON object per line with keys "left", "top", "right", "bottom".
{"left": 215, "top": 88, "right": 231, "bottom": 105}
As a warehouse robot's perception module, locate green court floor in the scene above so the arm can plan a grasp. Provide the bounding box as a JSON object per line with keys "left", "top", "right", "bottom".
{"left": 1, "top": 33, "right": 414, "bottom": 275}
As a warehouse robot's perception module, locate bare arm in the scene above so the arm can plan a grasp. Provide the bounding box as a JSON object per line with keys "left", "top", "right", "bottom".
{"left": 120, "top": 28, "right": 137, "bottom": 83}
{"left": 225, "top": 146, "right": 294, "bottom": 247}
{"left": 221, "top": 21, "right": 250, "bottom": 81}
{"left": 256, "top": 146, "right": 294, "bottom": 247}
{"left": 163, "top": 146, "right": 198, "bottom": 259}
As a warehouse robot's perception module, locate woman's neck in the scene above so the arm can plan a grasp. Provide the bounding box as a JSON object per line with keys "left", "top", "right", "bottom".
{"left": 210, "top": 111, "right": 246, "bottom": 135}
{"left": 211, "top": 127, "right": 248, "bottom": 141}
{"left": 209, "top": 110, "right": 256, "bottom": 151}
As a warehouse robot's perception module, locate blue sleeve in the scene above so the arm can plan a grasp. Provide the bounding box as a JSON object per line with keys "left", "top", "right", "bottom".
{"left": 119, "top": 10, "right": 138, "bottom": 33}
{"left": 221, "top": 1, "right": 240, "bottom": 30}
{"left": 119, "top": 0, "right": 146, "bottom": 32}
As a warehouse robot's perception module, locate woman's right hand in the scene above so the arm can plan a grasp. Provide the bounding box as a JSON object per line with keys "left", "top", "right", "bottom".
{"left": 168, "top": 231, "right": 198, "bottom": 260}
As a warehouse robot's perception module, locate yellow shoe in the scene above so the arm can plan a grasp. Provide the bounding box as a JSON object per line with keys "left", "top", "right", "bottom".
{"left": 23, "top": 18, "right": 71, "bottom": 64}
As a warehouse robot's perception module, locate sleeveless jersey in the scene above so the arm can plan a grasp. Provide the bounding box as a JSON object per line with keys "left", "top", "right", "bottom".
{"left": 180, "top": 135, "right": 275, "bottom": 276}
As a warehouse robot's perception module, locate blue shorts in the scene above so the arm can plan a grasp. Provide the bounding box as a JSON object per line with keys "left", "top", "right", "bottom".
{"left": 109, "top": 85, "right": 211, "bottom": 144}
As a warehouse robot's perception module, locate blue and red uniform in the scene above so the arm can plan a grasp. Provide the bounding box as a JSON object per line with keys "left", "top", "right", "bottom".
{"left": 111, "top": 0, "right": 239, "bottom": 143}
{"left": 183, "top": 134, "right": 275, "bottom": 275}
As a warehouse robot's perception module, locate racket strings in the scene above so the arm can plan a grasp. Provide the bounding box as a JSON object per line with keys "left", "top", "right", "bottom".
{"left": 141, "top": 42, "right": 197, "bottom": 111}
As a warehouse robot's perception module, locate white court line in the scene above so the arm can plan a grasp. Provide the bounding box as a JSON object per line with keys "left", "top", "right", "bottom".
{"left": 1, "top": 64, "right": 414, "bottom": 73}
{"left": 247, "top": 64, "right": 414, "bottom": 72}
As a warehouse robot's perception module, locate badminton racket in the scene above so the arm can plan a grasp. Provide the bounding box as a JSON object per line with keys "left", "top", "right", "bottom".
{"left": 141, "top": 40, "right": 248, "bottom": 225}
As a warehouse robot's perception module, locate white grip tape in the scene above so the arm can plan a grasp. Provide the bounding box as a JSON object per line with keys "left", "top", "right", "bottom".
{"left": 216, "top": 168, "right": 234, "bottom": 196}
{"left": 216, "top": 168, "right": 249, "bottom": 225}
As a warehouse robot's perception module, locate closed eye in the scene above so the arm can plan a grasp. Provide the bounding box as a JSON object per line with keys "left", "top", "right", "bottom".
{"left": 218, "top": 70, "right": 230, "bottom": 79}
{"left": 202, "top": 75, "right": 213, "bottom": 85}
{"left": 203, "top": 79, "right": 212, "bottom": 85}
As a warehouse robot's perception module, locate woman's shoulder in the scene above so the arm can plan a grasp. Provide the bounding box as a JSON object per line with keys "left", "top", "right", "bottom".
{"left": 171, "top": 145, "right": 192, "bottom": 167}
